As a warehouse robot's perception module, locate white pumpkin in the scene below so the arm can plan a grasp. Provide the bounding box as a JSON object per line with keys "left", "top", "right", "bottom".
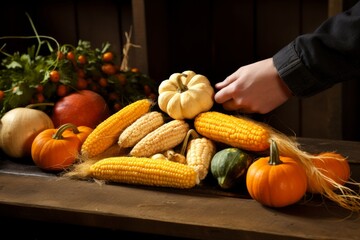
{"left": 158, "top": 70, "right": 214, "bottom": 119}
{"left": 0, "top": 105, "right": 54, "bottom": 158}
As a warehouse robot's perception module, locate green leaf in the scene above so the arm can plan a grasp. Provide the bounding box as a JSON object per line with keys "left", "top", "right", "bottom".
{"left": 6, "top": 61, "right": 22, "bottom": 69}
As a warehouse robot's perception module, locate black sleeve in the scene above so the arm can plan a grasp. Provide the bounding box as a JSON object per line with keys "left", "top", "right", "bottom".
{"left": 273, "top": 1, "right": 360, "bottom": 97}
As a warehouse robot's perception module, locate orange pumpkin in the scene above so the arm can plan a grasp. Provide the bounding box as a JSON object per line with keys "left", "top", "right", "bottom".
{"left": 31, "top": 123, "right": 82, "bottom": 172}
{"left": 246, "top": 140, "right": 307, "bottom": 208}
{"left": 64, "top": 124, "right": 93, "bottom": 143}
{"left": 307, "top": 152, "right": 350, "bottom": 193}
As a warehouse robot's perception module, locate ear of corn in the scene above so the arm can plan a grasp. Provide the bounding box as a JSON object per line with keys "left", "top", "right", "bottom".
{"left": 186, "top": 137, "right": 216, "bottom": 181}
{"left": 130, "top": 119, "right": 189, "bottom": 157}
{"left": 118, "top": 111, "right": 164, "bottom": 148}
{"left": 180, "top": 129, "right": 216, "bottom": 181}
{"left": 89, "top": 156, "right": 199, "bottom": 188}
{"left": 81, "top": 99, "right": 152, "bottom": 158}
{"left": 194, "top": 111, "right": 270, "bottom": 152}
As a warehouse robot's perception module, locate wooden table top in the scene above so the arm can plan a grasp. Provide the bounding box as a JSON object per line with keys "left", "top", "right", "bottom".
{"left": 0, "top": 137, "right": 359, "bottom": 240}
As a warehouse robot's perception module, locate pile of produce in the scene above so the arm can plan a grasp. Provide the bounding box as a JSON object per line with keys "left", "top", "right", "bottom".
{"left": 1, "top": 67, "right": 360, "bottom": 212}
{"left": 59, "top": 70, "right": 359, "bottom": 212}
{"left": 1, "top": 17, "right": 360, "bottom": 212}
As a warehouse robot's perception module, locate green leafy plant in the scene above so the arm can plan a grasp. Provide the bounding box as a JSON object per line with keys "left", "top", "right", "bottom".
{"left": 0, "top": 13, "right": 157, "bottom": 117}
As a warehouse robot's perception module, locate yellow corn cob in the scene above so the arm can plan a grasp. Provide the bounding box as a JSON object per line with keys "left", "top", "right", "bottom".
{"left": 130, "top": 119, "right": 189, "bottom": 157}
{"left": 89, "top": 156, "right": 199, "bottom": 188}
{"left": 81, "top": 99, "right": 152, "bottom": 158}
{"left": 194, "top": 111, "right": 270, "bottom": 151}
{"left": 118, "top": 111, "right": 164, "bottom": 148}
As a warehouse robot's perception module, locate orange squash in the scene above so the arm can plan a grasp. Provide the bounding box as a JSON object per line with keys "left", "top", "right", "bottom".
{"left": 64, "top": 124, "right": 93, "bottom": 144}
{"left": 51, "top": 90, "right": 110, "bottom": 129}
{"left": 307, "top": 152, "right": 350, "bottom": 193}
{"left": 246, "top": 140, "right": 307, "bottom": 208}
{"left": 31, "top": 123, "right": 82, "bottom": 172}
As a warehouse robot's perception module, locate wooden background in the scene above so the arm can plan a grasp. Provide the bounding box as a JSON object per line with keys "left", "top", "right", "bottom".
{"left": 1, "top": 0, "right": 359, "bottom": 141}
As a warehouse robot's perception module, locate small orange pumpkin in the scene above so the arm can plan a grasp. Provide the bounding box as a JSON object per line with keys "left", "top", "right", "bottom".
{"left": 64, "top": 125, "right": 93, "bottom": 143}
{"left": 307, "top": 152, "right": 350, "bottom": 193}
{"left": 31, "top": 123, "right": 82, "bottom": 172}
{"left": 246, "top": 140, "right": 307, "bottom": 208}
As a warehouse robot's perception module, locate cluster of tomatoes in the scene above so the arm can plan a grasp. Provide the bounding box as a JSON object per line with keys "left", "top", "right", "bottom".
{"left": 44, "top": 48, "right": 157, "bottom": 113}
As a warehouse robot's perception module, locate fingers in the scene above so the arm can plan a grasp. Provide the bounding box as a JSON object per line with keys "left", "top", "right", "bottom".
{"left": 214, "top": 81, "right": 236, "bottom": 104}
{"left": 215, "top": 73, "right": 236, "bottom": 89}
{"left": 220, "top": 98, "right": 252, "bottom": 113}
{"left": 221, "top": 99, "right": 243, "bottom": 111}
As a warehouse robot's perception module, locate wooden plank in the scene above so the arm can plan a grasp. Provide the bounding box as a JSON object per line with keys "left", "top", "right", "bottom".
{"left": 76, "top": 0, "right": 122, "bottom": 60}
{"left": 211, "top": 0, "right": 254, "bottom": 81}
{"left": 328, "top": 0, "right": 343, "bottom": 16}
{"left": 142, "top": 0, "right": 214, "bottom": 81}
{"left": 0, "top": 171, "right": 359, "bottom": 240}
{"left": 340, "top": 0, "right": 360, "bottom": 141}
{"left": 33, "top": 0, "right": 78, "bottom": 46}
{"left": 142, "top": 0, "right": 170, "bottom": 82}
{"left": 302, "top": 86, "right": 343, "bottom": 139}
{"left": 0, "top": 138, "right": 360, "bottom": 240}
{"left": 164, "top": 0, "right": 213, "bottom": 77}
{"left": 301, "top": 0, "right": 342, "bottom": 139}
{"left": 255, "top": 0, "right": 300, "bottom": 57}
{"left": 342, "top": 80, "right": 360, "bottom": 141}
{"left": 131, "top": 0, "right": 149, "bottom": 74}
{"left": 143, "top": 0, "right": 255, "bottom": 84}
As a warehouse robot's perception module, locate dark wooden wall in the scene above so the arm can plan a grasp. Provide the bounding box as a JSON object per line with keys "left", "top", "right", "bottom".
{"left": 0, "top": 0, "right": 132, "bottom": 62}
{"left": 0, "top": 0, "right": 359, "bottom": 141}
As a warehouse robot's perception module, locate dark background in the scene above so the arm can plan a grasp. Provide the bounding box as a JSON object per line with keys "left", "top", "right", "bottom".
{"left": 1, "top": 0, "right": 359, "bottom": 141}
{"left": 0, "top": 0, "right": 359, "bottom": 238}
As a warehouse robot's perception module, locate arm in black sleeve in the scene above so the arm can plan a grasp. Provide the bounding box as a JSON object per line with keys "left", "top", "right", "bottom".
{"left": 273, "top": 1, "right": 360, "bottom": 97}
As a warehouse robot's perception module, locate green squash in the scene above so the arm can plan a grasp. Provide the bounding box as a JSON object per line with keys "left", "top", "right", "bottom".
{"left": 210, "top": 148, "right": 253, "bottom": 189}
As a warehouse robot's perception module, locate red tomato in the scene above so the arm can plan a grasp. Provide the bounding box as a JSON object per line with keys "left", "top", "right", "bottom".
{"left": 76, "top": 78, "right": 88, "bottom": 89}
{"left": 102, "top": 52, "right": 114, "bottom": 62}
{"left": 57, "top": 85, "right": 68, "bottom": 97}
{"left": 66, "top": 51, "right": 75, "bottom": 61}
{"left": 101, "top": 63, "right": 117, "bottom": 75}
{"left": 49, "top": 70, "right": 60, "bottom": 83}
{"left": 77, "top": 55, "right": 87, "bottom": 65}
{"left": 0, "top": 90, "right": 5, "bottom": 101}
{"left": 98, "top": 77, "right": 108, "bottom": 87}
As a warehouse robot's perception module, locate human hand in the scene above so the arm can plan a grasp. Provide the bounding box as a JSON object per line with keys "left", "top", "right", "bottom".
{"left": 214, "top": 58, "right": 292, "bottom": 114}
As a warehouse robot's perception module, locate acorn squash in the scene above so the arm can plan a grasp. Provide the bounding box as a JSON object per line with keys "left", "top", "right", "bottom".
{"left": 210, "top": 148, "right": 252, "bottom": 189}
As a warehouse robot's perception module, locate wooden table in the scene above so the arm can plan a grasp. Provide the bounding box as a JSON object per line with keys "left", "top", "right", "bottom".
{"left": 0, "top": 138, "right": 359, "bottom": 240}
